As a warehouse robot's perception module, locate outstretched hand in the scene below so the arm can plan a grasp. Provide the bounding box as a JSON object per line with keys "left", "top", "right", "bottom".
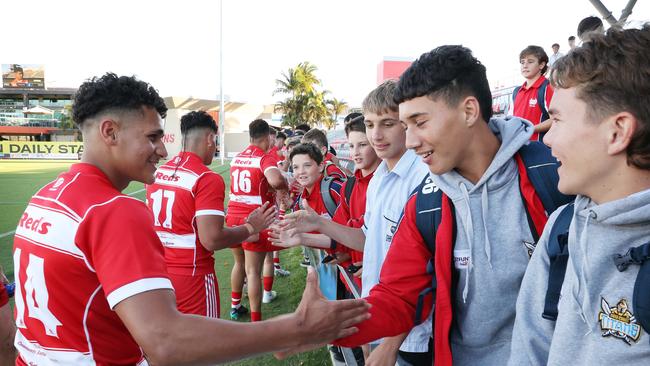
{"left": 274, "top": 267, "right": 371, "bottom": 360}
{"left": 279, "top": 199, "right": 321, "bottom": 233}
{"left": 269, "top": 227, "right": 303, "bottom": 248}
{"left": 246, "top": 202, "right": 276, "bottom": 234}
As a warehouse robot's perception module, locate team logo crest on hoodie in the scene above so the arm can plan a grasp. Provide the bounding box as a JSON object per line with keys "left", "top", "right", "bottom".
{"left": 598, "top": 297, "right": 641, "bottom": 345}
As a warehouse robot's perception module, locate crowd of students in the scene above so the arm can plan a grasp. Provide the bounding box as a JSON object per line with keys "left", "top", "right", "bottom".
{"left": 4, "top": 22, "right": 650, "bottom": 366}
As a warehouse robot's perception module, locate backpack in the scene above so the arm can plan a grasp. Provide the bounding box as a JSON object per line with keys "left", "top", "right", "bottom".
{"left": 319, "top": 162, "right": 350, "bottom": 217}
{"left": 412, "top": 141, "right": 573, "bottom": 324}
{"left": 513, "top": 79, "right": 551, "bottom": 141}
{"left": 542, "top": 203, "right": 650, "bottom": 340}
{"left": 410, "top": 141, "right": 574, "bottom": 366}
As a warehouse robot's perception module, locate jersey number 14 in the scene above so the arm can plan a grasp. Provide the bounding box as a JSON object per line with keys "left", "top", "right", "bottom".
{"left": 13, "top": 248, "right": 63, "bottom": 337}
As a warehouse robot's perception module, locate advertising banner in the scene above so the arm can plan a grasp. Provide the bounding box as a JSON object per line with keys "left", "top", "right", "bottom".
{"left": 0, "top": 141, "right": 82, "bottom": 160}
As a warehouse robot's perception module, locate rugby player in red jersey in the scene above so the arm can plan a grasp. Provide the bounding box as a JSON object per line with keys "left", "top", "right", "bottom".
{"left": 11, "top": 73, "right": 369, "bottom": 365}
{"left": 146, "top": 111, "right": 275, "bottom": 318}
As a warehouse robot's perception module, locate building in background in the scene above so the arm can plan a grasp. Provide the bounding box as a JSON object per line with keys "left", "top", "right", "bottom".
{"left": 377, "top": 57, "right": 412, "bottom": 84}
{"left": 163, "top": 96, "right": 275, "bottom": 158}
{"left": 1, "top": 64, "right": 77, "bottom": 145}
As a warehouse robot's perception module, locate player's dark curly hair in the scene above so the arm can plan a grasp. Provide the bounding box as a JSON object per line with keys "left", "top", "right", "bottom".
{"left": 394, "top": 45, "right": 493, "bottom": 121}
{"left": 289, "top": 142, "right": 323, "bottom": 165}
{"left": 181, "top": 111, "right": 217, "bottom": 134}
{"left": 72, "top": 73, "right": 167, "bottom": 127}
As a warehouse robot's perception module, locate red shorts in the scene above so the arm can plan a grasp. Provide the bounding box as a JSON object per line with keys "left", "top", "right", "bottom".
{"left": 225, "top": 215, "right": 283, "bottom": 252}
{"left": 169, "top": 272, "right": 220, "bottom": 318}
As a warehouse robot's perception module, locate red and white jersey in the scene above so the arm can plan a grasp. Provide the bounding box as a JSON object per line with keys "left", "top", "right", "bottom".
{"left": 227, "top": 145, "right": 280, "bottom": 218}
{"left": 13, "top": 163, "right": 172, "bottom": 365}
{"left": 146, "top": 152, "right": 226, "bottom": 276}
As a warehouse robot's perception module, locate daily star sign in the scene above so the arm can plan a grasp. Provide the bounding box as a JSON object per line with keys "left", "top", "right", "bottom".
{"left": 0, "top": 141, "right": 83, "bottom": 159}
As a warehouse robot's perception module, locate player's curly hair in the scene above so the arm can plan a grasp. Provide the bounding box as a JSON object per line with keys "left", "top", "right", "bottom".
{"left": 394, "top": 45, "right": 493, "bottom": 121}
{"left": 72, "top": 73, "right": 167, "bottom": 127}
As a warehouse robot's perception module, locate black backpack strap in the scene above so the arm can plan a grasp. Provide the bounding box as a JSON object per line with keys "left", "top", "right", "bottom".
{"left": 518, "top": 141, "right": 574, "bottom": 215}
{"left": 612, "top": 242, "right": 650, "bottom": 335}
{"left": 320, "top": 176, "right": 340, "bottom": 217}
{"left": 542, "top": 203, "right": 574, "bottom": 321}
{"left": 413, "top": 174, "right": 444, "bottom": 325}
{"left": 512, "top": 86, "right": 521, "bottom": 104}
{"left": 344, "top": 176, "right": 356, "bottom": 204}
{"left": 537, "top": 78, "right": 550, "bottom": 122}
{"left": 536, "top": 79, "right": 550, "bottom": 141}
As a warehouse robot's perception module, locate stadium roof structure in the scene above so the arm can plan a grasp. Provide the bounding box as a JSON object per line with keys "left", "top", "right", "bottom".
{"left": 0, "top": 87, "right": 76, "bottom": 100}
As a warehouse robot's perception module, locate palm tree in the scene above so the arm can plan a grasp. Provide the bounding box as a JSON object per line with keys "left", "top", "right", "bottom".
{"left": 325, "top": 98, "right": 348, "bottom": 130}
{"left": 273, "top": 62, "right": 343, "bottom": 129}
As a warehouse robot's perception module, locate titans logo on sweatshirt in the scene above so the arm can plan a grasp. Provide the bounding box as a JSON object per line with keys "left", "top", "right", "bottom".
{"left": 598, "top": 297, "right": 642, "bottom": 345}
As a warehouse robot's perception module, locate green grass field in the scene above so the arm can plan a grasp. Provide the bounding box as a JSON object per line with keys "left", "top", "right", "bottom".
{"left": 0, "top": 159, "right": 329, "bottom": 365}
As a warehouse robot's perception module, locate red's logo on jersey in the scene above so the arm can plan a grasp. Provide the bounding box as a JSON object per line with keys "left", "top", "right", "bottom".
{"left": 156, "top": 172, "right": 180, "bottom": 182}
{"left": 19, "top": 213, "right": 52, "bottom": 234}
{"left": 233, "top": 159, "right": 253, "bottom": 166}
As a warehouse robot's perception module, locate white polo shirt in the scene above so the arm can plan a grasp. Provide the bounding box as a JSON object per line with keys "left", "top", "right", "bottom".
{"left": 362, "top": 148, "right": 431, "bottom": 352}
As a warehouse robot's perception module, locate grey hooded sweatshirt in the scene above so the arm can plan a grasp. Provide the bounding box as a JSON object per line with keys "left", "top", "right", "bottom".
{"left": 509, "top": 190, "right": 650, "bottom": 365}
{"left": 431, "top": 116, "right": 540, "bottom": 366}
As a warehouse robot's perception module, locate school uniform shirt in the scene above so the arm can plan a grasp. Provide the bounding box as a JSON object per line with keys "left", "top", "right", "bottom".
{"left": 361, "top": 149, "right": 431, "bottom": 352}
{"left": 332, "top": 169, "right": 375, "bottom": 288}
{"left": 509, "top": 75, "right": 554, "bottom": 141}
{"left": 13, "top": 163, "right": 172, "bottom": 365}
{"left": 295, "top": 175, "right": 342, "bottom": 225}
{"left": 509, "top": 190, "right": 650, "bottom": 366}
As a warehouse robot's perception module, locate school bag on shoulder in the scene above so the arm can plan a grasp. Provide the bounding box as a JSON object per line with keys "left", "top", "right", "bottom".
{"left": 320, "top": 162, "right": 349, "bottom": 217}
{"left": 412, "top": 141, "right": 573, "bottom": 324}
{"left": 542, "top": 203, "right": 650, "bottom": 342}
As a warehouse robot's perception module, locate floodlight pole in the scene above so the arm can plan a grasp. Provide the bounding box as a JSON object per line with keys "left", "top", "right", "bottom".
{"left": 219, "top": 0, "right": 225, "bottom": 164}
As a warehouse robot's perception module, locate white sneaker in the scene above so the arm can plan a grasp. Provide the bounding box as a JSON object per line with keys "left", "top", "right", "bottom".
{"left": 262, "top": 290, "right": 278, "bottom": 304}
{"left": 274, "top": 267, "right": 291, "bottom": 277}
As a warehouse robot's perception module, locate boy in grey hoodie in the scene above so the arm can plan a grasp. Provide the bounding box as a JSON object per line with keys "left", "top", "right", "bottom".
{"left": 327, "top": 45, "right": 565, "bottom": 366}
{"left": 509, "top": 25, "right": 650, "bottom": 365}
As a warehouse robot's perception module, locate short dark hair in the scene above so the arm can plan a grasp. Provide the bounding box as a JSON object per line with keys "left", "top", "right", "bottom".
{"left": 302, "top": 128, "right": 328, "bottom": 149}
{"left": 395, "top": 45, "right": 493, "bottom": 121}
{"left": 289, "top": 142, "right": 323, "bottom": 165}
{"left": 551, "top": 24, "right": 650, "bottom": 169}
{"left": 344, "top": 112, "right": 363, "bottom": 124}
{"left": 295, "top": 124, "right": 311, "bottom": 133}
{"left": 345, "top": 116, "right": 366, "bottom": 137}
{"left": 286, "top": 136, "right": 301, "bottom": 149}
{"left": 249, "top": 119, "right": 270, "bottom": 140}
{"left": 180, "top": 111, "right": 217, "bottom": 135}
{"left": 72, "top": 73, "right": 167, "bottom": 127}
{"left": 276, "top": 131, "right": 287, "bottom": 141}
{"left": 569, "top": 36, "right": 576, "bottom": 41}
{"left": 552, "top": 43, "right": 560, "bottom": 48}
{"left": 520, "top": 45, "right": 550, "bottom": 75}
{"left": 577, "top": 16, "right": 603, "bottom": 38}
